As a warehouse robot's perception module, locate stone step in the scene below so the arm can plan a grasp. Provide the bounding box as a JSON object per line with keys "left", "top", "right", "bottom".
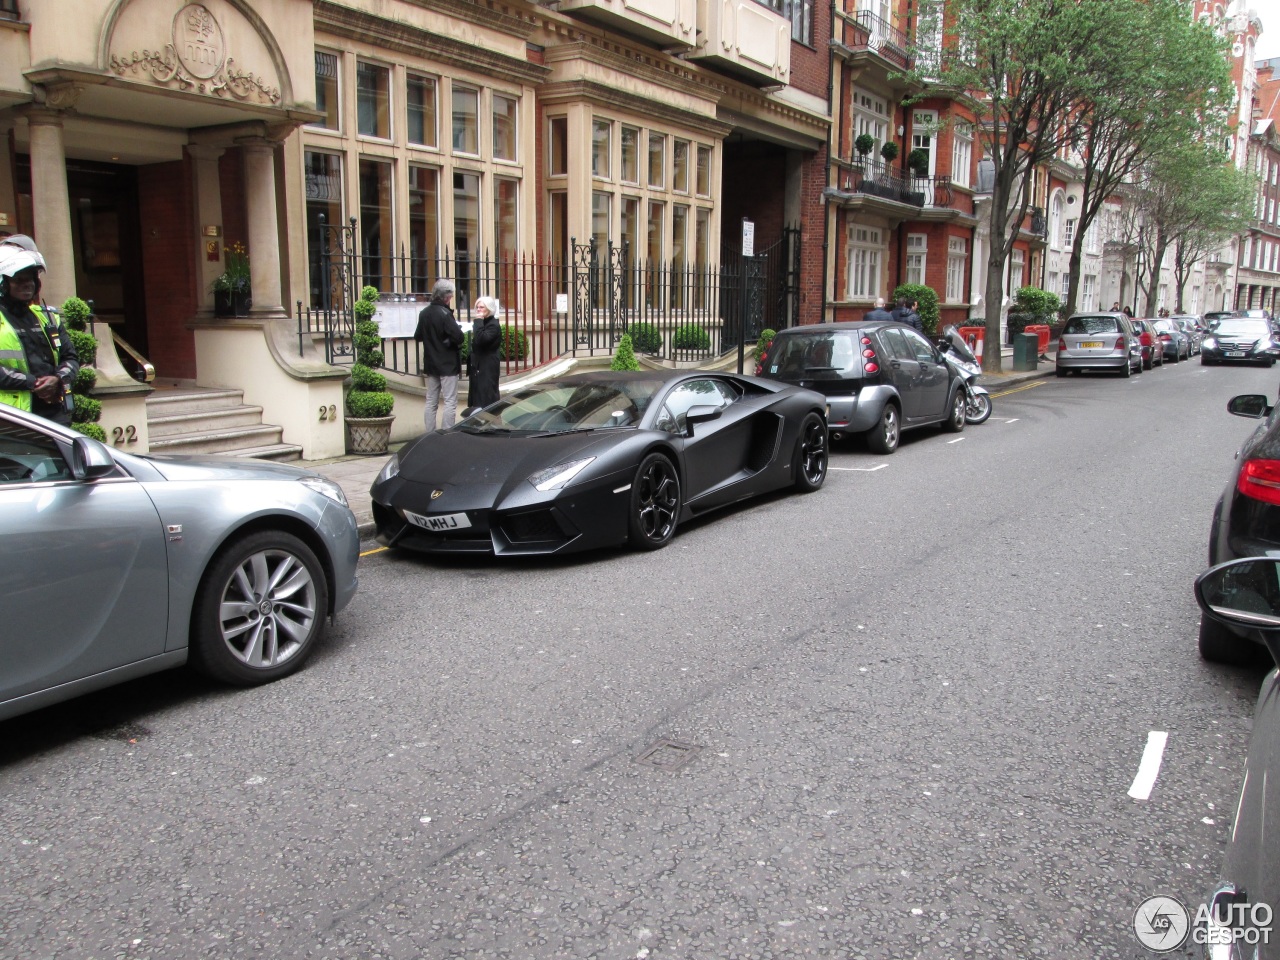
{"left": 218, "top": 442, "right": 305, "bottom": 463}
{"left": 146, "top": 404, "right": 266, "bottom": 439}
{"left": 146, "top": 388, "right": 245, "bottom": 419}
{"left": 149, "top": 424, "right": 284, "bottom": 457}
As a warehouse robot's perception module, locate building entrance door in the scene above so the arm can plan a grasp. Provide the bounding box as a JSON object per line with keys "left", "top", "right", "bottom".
{"left": 14, "top": 156, "right": 147, "bottom": 356}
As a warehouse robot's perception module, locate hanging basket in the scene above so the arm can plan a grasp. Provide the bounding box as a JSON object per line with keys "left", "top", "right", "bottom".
{"left": 345, "top": 415, "right": 395, "bottom": 455}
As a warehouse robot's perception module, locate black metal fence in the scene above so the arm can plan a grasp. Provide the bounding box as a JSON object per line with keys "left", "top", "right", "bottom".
{"left": 297, "top": 226, "right": 800, "bottom": 378}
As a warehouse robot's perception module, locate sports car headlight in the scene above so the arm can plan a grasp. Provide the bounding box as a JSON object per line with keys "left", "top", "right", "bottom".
{"left": 374, "top": 452, "right": 401, "bottom": 485}
{"left": 299, "top": 476, "right": 349, "bottom": 507}
{"left": 1202, "top": 337, "right": 1217, "bottom": 349}
{"left": 529, "top": 458, "right": 595, "bottom": 492}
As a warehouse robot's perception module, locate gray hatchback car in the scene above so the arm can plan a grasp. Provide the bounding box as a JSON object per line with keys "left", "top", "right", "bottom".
{"left": 0, "top": 404, "right": 360, "bottom": 721}
{"left": 757, "top": 320, "right": 965, "bottom": 453}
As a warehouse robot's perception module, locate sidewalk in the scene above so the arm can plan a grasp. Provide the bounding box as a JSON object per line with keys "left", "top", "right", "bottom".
{"left": 309, "top": 343, "right": 1057, "bottom": 540}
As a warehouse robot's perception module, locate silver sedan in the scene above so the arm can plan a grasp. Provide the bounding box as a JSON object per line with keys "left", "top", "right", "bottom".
{"left": 0, "top": 404, "right": 359, "bottom": 721}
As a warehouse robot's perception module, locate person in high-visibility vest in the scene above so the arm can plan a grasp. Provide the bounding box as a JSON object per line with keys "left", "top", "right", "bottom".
{"left": 0, "top": 246, "right": 79, "bottom": 424}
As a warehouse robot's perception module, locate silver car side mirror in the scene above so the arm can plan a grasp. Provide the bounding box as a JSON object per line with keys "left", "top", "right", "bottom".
{"left": 70, "top": 435, "right": 118, "bottom": 481}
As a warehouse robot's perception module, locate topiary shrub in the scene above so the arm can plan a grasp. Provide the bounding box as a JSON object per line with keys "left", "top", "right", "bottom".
{"left": 67, "top": 329, "right": 96, "bottom": 368}
{"left": 754, "top": 328, "right": 776, "bottom": 361}
{"left": 345, "top": 286, "right": 395, "bottom": 420}
{"left": 73, "top": 366, "right": 97, "bottom": 394}
{"left": 855, "top": 133, "right": 875, "bottom": 157}
{"left": 72, "top": 422, "right": 107, "bottom": 442}
{"left": 626, "top": 322, "right": 663, "bottom": 354}
{"left": 61, "top": 296, "right": 91, "bottom": 331}
{"left": 611, "top": 334, "right": 641, "bottom": 371}
{"left": 670, "top": 324, "right": 711, "bottom": 352}
{"left": 891, "top": 283, "right": 940, "bottom": 337}
{"left": 880, "top": 141, "right": 899, "bottom": 163}
{"left": 70, "top": 394, "right": 101, "bottom": 424}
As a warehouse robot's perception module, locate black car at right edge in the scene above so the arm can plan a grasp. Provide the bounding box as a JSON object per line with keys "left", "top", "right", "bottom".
{"left": 1203, "top": 391, "right": 1280, "bottom": 664}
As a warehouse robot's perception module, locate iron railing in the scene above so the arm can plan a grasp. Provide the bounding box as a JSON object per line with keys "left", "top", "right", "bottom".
{"left": 832, "top": 158, "right": 954, "bottom": 208}
{"left": 835, "top": 8, "right": 911, "bottom": 68}
{"left": 296, "top": 238, "right": 800, "bottom": 378}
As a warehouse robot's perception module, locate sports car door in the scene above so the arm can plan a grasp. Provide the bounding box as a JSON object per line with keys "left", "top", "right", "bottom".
{"left": 662, "top": 379, "right": 756, "bottom": 507}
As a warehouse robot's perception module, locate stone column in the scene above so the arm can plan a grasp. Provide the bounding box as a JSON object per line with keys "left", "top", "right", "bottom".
{"left": 25, "top": 104, "right": 76, "bottom": 306}
{"left": 188, "top": 145, "right": 225, "bottom": 316}
{"left": 238, "top": 136, "right": 285, "bottom": 317}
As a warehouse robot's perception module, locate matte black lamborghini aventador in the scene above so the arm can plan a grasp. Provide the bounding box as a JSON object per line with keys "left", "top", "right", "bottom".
{"left": 370, "top": 370, "right": 828, "bottom": 555}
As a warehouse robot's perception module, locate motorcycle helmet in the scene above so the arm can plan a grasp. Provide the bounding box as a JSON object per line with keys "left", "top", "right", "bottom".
{"left": 0, "top": 248, "right": 45, "bottom": 302}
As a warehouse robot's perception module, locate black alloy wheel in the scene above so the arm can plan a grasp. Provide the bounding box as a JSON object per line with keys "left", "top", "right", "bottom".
{"left": 628, "top": 453, "right": 681, "bottom": 550}
{"left": 965, "top": 391, "right": 992, "bottom": 424}
{"left": 793, "top": 413, "right": 828, "bottom": 492}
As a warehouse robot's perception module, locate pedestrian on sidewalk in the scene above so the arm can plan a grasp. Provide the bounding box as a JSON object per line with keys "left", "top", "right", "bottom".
{"left": 466, "top": 296, "right": 502, "bottom": 411}
{"left": 414, "top": 279, "right": 465, "bottom": 431}
{"left": 864, "top": 297, "right": 894, "bottom": 322}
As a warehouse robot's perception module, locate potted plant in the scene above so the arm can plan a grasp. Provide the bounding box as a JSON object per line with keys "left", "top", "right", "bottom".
{"left": 212, "top": 241, "right": 252, "bottom": 317}
{"left": 345, "top": 285, "right": 396, "bottom": 455}
{"left": 880, "top": 141, "right": 900, "bottom": 164}
{"left": 854, "top": 133, "right": 876, "bottom": 159}
{"left": 907, "top": 148, "right": 931, "bottom": 178}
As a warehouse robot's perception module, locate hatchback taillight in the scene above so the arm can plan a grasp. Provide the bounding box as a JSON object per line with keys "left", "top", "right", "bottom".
{"left": 1158, "top": 333, "right": 1172, "bottom": 341}
{"left": 1116, "top": 337, "right": 1126, "bottom": 350}
{"left": 1058, "top": 338, "right": 1067, "bottom": 352}
{"left": 1238, "top": 459, "right": 1280, "bottom": 506}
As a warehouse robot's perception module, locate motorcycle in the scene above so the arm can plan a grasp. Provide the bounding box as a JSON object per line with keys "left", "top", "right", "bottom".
{"left": 937, "top": 325, "right": 992, "bottom": 424}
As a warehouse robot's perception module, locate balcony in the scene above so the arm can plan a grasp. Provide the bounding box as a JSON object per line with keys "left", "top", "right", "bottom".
{"left": 833, "top": 8, "right": 912, "bottom": 71}
{"left": 556, "top": 0, "right": 697, "bottom": 49}
{"left": 689, "top": 0, "right": 790, "bottom": 86}
{"left": 828, "top": 158, "right": 956, "bottom": 209}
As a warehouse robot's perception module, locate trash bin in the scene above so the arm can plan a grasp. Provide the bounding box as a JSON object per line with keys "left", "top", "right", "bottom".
{"left": 1012, "top": 332, "right": 1038, "bottom": 371}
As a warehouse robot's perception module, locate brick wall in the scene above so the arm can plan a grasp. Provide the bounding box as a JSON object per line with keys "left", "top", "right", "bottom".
{"left": 787, "top": 4, "right": 831, "bottom": 98}
{"left": 796, "top": 146, "right": 828, "bottom": 325}
{"left": 137, "top": 157, "right": 197, "bottom": 380}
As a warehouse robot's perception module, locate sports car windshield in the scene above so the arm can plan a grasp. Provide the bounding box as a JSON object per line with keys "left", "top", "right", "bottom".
{"left": 455, "top": 379, "right": 666, "bottom": 435}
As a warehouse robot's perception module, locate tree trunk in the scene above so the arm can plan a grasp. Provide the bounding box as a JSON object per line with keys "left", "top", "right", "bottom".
{"left": 1065, "top": 238, "right": 1084, "bottom": 317}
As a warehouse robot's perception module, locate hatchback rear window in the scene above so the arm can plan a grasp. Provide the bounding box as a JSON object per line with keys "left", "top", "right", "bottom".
{"left": 763, "top": 333, "right": 860, "bottom": 380}
{"left": 1064, "top": 316, "right": 1120, "bottom": 335}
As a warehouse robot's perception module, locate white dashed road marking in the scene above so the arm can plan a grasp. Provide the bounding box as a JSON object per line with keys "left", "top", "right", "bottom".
{"left": 830, "top": 464, "right": 888, "bottom": 472}
{"left": 1128, "top": 731, "right": 1169, "bottom": 800}
{"left": 946, "top": 437, "right": 965, "bottom": 444}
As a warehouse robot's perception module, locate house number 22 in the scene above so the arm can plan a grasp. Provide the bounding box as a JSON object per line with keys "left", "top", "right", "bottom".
{"left": 112, "top": 425, "right": 138, "bottom": 445}
{"left": 319, "top": 404, "right": 338, "bottom": 422}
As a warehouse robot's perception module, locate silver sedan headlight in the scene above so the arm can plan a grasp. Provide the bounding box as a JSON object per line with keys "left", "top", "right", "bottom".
{"left": 299, "top": 476, "right": 349, "bottom": 507}
{"left": 528, "top": 458, "right": 595, "bottom": 492}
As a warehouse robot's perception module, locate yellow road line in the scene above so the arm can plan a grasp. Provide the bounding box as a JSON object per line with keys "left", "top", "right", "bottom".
{"left": 990, "top": 380, "right": 1047, "bottom": 399}
{"left": 360, "top": 545, "right": 388, "bottom": 557}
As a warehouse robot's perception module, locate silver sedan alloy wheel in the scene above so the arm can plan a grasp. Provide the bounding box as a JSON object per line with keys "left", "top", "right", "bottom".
{"left": 218, "top": 548, "right": 318, "bottom": 668}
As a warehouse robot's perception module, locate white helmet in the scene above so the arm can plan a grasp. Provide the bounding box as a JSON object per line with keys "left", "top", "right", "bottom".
{"left": 0, "top": 234, "right": 46, "bottom": 270}
{"left": 0, "top": 248, "right": 44, "bottom": 280}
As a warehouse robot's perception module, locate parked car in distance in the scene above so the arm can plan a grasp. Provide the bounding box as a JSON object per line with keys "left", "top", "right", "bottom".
{"left": 1151, "top": 318, "right": 1190, "bottom": 362}
{"left": 757, "top": 321, "right": 967, "bottom": 454}
{"left": 0, "top": 403, "right": 361, "bottom": 722}
{"left": 1241, "top": 308, "right": 1273, "bottom": 321}
{"left": 1205, "top": 310, "right": 1241, "bottom": 329}
{"left": 1192, "top": 557, "right": 1280, "bottom": 950}
{"left": 1203, "top": 392, "right": 1280, "bottom": 663}
{"left": 1201, "top": 317, "right": 1278, "bottom": 366}
{"left": 1170, "top": 315, "right": 1204, "bottom": 355}
{"left": 1054, "top": 313, "right": 1143, "bottom": 377}
{"left": 1129, "top": 319, "right": 1165, "bottom": 370}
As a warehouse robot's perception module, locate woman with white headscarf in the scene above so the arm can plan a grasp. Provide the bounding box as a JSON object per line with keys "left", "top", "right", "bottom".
{"left": 466, "top": 296, "right": 502, "bottom": 410}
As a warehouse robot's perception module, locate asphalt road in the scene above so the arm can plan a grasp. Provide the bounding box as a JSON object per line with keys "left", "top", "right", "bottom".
{"left": 3, "top": 356, "right": 1278, "bottom": 959}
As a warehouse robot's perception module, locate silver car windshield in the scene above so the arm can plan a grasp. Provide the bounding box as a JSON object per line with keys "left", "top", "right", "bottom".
{"left": 455, "top": 380, "right": 662, "bottom": 435}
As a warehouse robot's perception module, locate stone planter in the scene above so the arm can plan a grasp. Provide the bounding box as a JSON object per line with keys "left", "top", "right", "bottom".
{"left": 345, "top": 415, "right": 395, "bottom": 455}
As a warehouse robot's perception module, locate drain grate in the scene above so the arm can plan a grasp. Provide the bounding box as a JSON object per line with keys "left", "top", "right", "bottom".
{"left": 635, "top": 738, "right": 702, "bottom": 772}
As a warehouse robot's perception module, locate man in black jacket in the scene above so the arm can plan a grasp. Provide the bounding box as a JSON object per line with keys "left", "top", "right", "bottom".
{"left": 413, "top": 279, "right": 465, "bottom": 431}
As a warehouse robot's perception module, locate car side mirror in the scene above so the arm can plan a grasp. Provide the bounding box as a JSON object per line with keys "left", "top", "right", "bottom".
{"left": 684, "top": 404, "right": 722, "bottom": 435}
{"left": 1195, "top": 558, "right": 1280, "bottom": 666}
{"left": 69, "top": 435, "right": 117, "bottom": 481}
{"left": 1227, "top": 395, "right": 1271, "bottom": 419}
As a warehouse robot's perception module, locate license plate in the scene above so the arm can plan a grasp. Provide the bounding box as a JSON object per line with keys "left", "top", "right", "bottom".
{"left": 1079, "top": 340, "right": 1104, "bottom": 348}
{"left": 1226, "top": 351, "right": 1245, "bottom": 357}
{"left": 404, "top": 509, "right": 472, "bottom": 532}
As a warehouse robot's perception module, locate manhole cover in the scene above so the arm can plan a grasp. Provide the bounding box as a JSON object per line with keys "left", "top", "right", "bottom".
{"left": 635, "top": 738, "right": 702, "bottom": 772}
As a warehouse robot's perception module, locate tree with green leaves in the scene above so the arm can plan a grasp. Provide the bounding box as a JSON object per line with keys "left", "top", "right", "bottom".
{"left": 1058, "top": 0, "right": 1231, "bottom": 318}
{"left": 913, "top": 0, "right": 1167, "bottom": 371}
{"left": 1127, "top": 142, "right": 1255, "bottom": 315}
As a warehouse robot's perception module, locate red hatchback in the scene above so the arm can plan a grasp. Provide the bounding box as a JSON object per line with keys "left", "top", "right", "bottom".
{"left": 1130, "top": 319, "right": 1165, "bottom": 370}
